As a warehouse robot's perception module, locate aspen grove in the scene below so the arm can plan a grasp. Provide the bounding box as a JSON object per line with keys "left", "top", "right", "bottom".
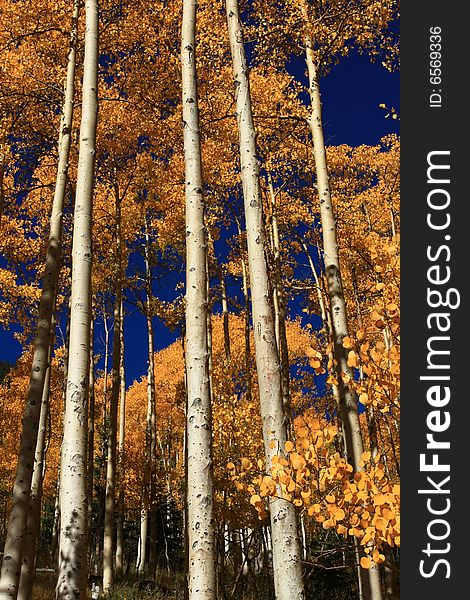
{"left": 0, "top": 1, "right": 400, "bottom": 599}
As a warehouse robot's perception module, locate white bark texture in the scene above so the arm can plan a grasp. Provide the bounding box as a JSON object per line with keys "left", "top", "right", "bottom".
{"left": 0, "top": 147, "right": 5, "bottom": 229}
{"left": 139, "top": 223, "right": 158, "bottom": 578}
{"left": 102, "top": 303, "right": 120, "bottom": 591}
{"left": 304, "top": 42, "right": 382, "bottom": 600}
{"left": 56, "top": 0, "right": 99, "bottom": 597}
{"left": 267, "top": 175, "right": 290, "bottom": 420}
{"left": 0, "top": 5, "right": 79, "bottom": 599}
{"left": 137, "top": 250, "right": 155, "bottom": 577}
{"left": 103, "top": 190, "right": 123, "bottom": 593}
{"left": 87, "top": 318, "right": 95, "bottom": 562}
{"left": 225, "top": 3, "right": 305, "bottom": 599}
{"left": 17, "top": 329, "right": 54, "bottom": 600}
{"left": 115, "top": 298, "right": 126, "bottom": 577}
{"left": 181, "top": 1, "right": 216, "bottom": 597}
{"left": 138, "top": 509, "right": 148, "bottom": 575}
{"left": 305, "top": 44, "right": 364, "bottom": 470}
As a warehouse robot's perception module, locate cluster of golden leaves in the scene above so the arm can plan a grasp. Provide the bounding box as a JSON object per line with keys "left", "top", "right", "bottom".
{"left": 230, "top": 416, "right": 399, "bottom": 566}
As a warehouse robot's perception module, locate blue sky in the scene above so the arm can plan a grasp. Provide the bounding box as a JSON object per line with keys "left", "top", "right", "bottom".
{"left": 0, "top": 50, "right": 399, "bottom": 385}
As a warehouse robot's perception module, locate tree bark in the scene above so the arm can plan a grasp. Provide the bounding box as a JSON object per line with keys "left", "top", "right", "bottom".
{"left": 103, "top": 186, "right": 123, "bottom": 593}
{"left": 56, "top": 0, "right": 99, "bottom": 597}
{"left": 50, "top": 482, "right": 61, "bottom": 567}
{"left": 144, "top": 221, "right": 158, "bottom": 579}
{"left": 304, "top": 36, "right": 382, "bottom": 600}
{"left": 226, "top": 3, "right": 305, "bottom": 598}
{"left": 87, "top": 317, "right": 95, "bottom": 567}
{"left": 115, "top": 298, "right": 126, "bottom": 578}
{"left": 267, "top": 174, "right": 291, "bottom": 421}
{"left": 235, "top": 218, "right": 252, "bottom": 403}
{"left": 0, "top": 147, "right": 5, "bottom": 230}
{"left": 220, "top": 272, "right": 231, "bottom": 364}
{"left": 0, "top": 4, "right": 80, "bottom": 598}
{"left": 181, "top": 2, "right": 216, "bottom": 597}
{"left": 17, "top": 321, "right": 55, "bottom": 600}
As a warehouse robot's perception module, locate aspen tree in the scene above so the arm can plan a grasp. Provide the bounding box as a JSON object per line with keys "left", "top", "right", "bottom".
{"left": 138, "top": 220, "right": 158, "bottom": 577}
{"left": 0, "top": 145, "right": 5, "bottom": 229}
{"left": 225, "top": 1, "right": 305, "bottom": 598}
{"left": 220, "top": 272, "right": 231, "bottom": 364}
{"left": 233, "top": 215, "right": 252, "bottom": 402}
{"left": 115, "top": 298, "right": 126, "bottom": 577}
{"left": 103, "top": 185, "right": 123, "bottom": 592}
{"left": 56, "top": 0, "right": 99, "bottom": 596}
{"left": 0, "top": 4, "right": 79, "bottom": 598}
{"left": 267, "top": 174, "right": 290, "bottom": 419}
{"left": 87, "top": 317, "right": 95, "bottom": 564}
{"left": 304, "top": 31, "right": 383, "bottom": 600}
{"left": 17, "top": 322, "right": 55, "bottom": 600}
{"left": 182, "top": 0, "right": 216, "bottom": 596}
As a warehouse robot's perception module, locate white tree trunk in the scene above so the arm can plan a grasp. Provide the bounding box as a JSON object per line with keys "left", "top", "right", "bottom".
{"left": 181, "top": 1, "right": 216, "bottom": 597}
{"left": 56, "top": 0, "right": 99, "bottom": 597}
{"left": 267, "top": 175, "right": 290, "bottom": 419}
{"left": 87, "top": 318, "right": 95, "bottom": 565}
{"left": 50, "top": 480, "right": 61, "bottom": 566}
{"left": 305, "top": 40, "right": 363, "bottom": 471}
{"left": 220, "top": 272, "right": 231, "bottom": 364}
{"left": 137, "top": 507, "right": 148, "bottom": 575}
{"left": 225, "top": 3, "right": 305, "bottom": 599}
{"left": 137, "top": 239, "right": 156, "bottom": 579}
{"left": 304, "top": 40, "right": 382, "bottom": 600}
{"left": 115, "top": 298, "right": 126, "bottom": 577}
{"left": 103, "top": 188, "right": 123, "bottom": 593}
{"left": 0, "top": 5, "right": 79, "bottom": 598}
{"left": 0, "top": 147, "right": 5, "bottom": 229}
{"left": 144, "top": 222, "right": 158, "bottom": 578}
{"left": 17, "top": 327, "right": 54, "bottom": 600}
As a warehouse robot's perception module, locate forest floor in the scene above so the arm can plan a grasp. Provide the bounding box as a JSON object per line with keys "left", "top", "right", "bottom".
{"left": 34, "top": 570, "right": 185, "bottom": 600}
{"left": 33, "top": 568, "right": 279, "bottom": 600}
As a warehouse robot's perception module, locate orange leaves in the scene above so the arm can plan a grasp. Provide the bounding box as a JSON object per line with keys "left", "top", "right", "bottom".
{"left": 237, "top": 411, "right": 400, "bottom": 560}
{"left": 241, "top": 457, "right": 252, "bottom": 470}
{"left": 347, "top": 350, "right": 359, "bottom": 368}
{"left": 305, "top": 346, "right": 324, "bottom": 374}
{"left": 373, "top": 493, "right": 387, "bottom": 506}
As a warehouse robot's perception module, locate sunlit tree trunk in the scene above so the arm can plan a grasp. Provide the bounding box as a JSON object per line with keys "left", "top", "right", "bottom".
{"left": 182, "top": 1, "right": 216, "bottom": 597}
{"left": 87, "top": 317, "right": 95, "bottom": 564}
{"left": 220, "top": 272, "right": 231, "bottom": 364}
{"left": 0, "top": 146, "right": 5, "bottom": 229}
{"left": 102, "top": 299, "right": 110, "bottom": 426}
{"left": 267, "top": 174, "right": 290, "bottom": 420}
{"left": 95, "top": 299, "right": 110, "bottom": 560}
{"left": 115, "top": 298, "right": 126, "bottom": 578}
{"left": 302, "top": 241, "right": 345, "bottom": 449}
{"left": 17, "top": 320, "right": 55, "bottom": 600}
{"left": 206, "top": 250, "right": 214, "bottom": 403}
{"left": 235, "top": 218, "right": 252, "bottom": 402}
{"left": 304, "top": 34, "right": 382, "bottom": 600}
{"left": 0, "top": 5, "right": 80, "bottom": 599}
{"left": 50, "top": 480, "right": 61, "bottom": 563}
{"left": 103, "top": 186, "right": 123, "bottom": 593}
{"left": 143, "top": 221, "right": 158, "bottom": 579}
{"left": 226, "top": 2, "right": 305, "bottom": 598}
{"left": 138, "top": 506, "right": 148, "bottom": 576}
{"left": 56, "top": 0, "right": 99, "bottom": 597}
